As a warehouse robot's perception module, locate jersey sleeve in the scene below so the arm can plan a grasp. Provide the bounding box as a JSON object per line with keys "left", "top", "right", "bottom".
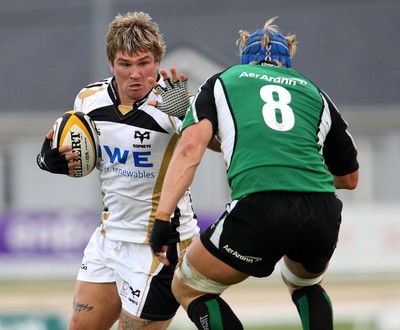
{"left": 73, "top": 93, "right": 82, "bottom": 111}
{"left": 182, "top": 73, "right": 220, "bottom": 136}
{"left": 321, "top": 90, "right": 359, "bottom": 176}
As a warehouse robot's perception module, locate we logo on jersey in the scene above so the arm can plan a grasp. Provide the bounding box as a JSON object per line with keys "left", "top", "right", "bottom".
{"left": 98, "top": 146, "right": 153, "bottom": 168}
{"left": 98, "top": 144, "right": 156, "bottom": 178}
{"left": 97, "top": 130, "right": 153, "bottom": 168}
{"left": 97, "top": 129, "right": 156, "bottom": 178}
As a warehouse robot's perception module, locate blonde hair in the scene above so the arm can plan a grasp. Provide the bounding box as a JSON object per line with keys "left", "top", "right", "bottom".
{"left": 106, "top": 12, "right": 166, "bottom": 64}
{"left": 237, "top": 17, "right": 297, "bottom": 66}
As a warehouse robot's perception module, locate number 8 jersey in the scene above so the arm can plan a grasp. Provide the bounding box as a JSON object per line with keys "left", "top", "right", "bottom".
{"left": 183, "top": 64, "right": 359, "bottom": 200}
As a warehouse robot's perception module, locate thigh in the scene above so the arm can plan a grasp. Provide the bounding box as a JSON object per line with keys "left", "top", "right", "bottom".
{"left": 286, "top": 193, "right": 343, "bottom": 274}
{"left": 199, "top": 192, "right": 342, "bottom": 278}
{"left": 69, "top": 281, "right": 121, "bottom": 330}
{"left": 77, "top": 227, "right": 116, "bottom": 283}
{"left": 113, "top": 240, "right": 186, "bottom": 321}
{"left": 70, "top": 228, "right": 121, "bottom": 329}
{"left": 187, "top": 236, "right": 249, "bottom": 285}
{"left": 174, "top": 236, "right": 248, "bottom": 311}
{"left": 200, "top": 194, "right": 283, "bottom": 277}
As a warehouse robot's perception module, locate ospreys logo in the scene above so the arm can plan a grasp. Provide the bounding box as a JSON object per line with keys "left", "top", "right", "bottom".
{"left": 134, "top": 131, "right": 150, "bottom": 143}
{"left": 128, "top": 286, "right": 141, "bottom": 306}
{"left": 119, "top": 281, "right": 141, "bottom": 306}
{"left": 133, "top": 130, "right": 151, "bottom": 148}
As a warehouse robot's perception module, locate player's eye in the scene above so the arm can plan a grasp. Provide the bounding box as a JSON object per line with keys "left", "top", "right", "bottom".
{"left": 116, "top": 61, "right": 130, "bottom": 68}
{"left": 138, "top": 60, "right": 150, "bottom": 67}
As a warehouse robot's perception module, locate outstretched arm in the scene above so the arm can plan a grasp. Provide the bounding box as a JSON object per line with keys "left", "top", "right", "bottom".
{"left": 157, "top": 119, "right": 213, "bottom": 218}
{"left": 150, "top": 119, "right": 213, "bottom": 264}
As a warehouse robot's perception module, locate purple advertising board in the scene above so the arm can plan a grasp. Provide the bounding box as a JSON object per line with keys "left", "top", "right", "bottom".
{"left": 0, "top": 210, "right": 217, "bottom": 280}
{"left": 0, "top": 210, "right": 99, "bottom": 279}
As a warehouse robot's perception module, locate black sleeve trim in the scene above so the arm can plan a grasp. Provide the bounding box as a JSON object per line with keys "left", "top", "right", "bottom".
{"left": 320, "top": 91, "right": 359, "bottom": 176}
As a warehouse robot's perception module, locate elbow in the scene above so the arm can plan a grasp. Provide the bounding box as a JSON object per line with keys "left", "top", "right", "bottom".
{"left": 334, "top": 171, "right": 359, "bottom": 190}
{"left": 178, "top": 140, "right": 203, "bottom": 166}
{"left": 345, "top": 181, "right": 358, "bottom": 190}
{"left": 348, "top": 170, "right": 359, "bottom": 190}
{"left": 180, "top": 140, "right": 198, "bottom": 156}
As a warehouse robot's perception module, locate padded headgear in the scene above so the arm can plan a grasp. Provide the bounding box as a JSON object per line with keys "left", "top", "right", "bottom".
{"left": 241, "top": 29, "right": 292, "bottom": 68}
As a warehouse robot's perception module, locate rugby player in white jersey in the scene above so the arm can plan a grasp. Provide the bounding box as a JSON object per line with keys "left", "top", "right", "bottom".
{"left": 36, "top": 11, "right": 209, "bottom": 330}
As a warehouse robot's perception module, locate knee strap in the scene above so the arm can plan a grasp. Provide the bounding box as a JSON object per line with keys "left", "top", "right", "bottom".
{"left": 280, "top": 259, "right": 323, "bottom": 287}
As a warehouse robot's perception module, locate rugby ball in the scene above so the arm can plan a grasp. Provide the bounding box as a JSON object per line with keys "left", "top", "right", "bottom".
{"left": 52, "top": 110, "right": 99, "bottom": 178}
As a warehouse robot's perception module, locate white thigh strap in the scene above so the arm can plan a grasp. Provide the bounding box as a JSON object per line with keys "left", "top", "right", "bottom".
{"left": 175, "top": 251, "right": 229, "bottom": 294}
{"left": 280, "top": 259, "right": 324, "bottom": 287}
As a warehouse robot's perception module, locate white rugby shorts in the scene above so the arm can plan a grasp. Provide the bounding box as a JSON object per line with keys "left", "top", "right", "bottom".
{"left": 77, "top": 227, "right": 190, "bottom": 320}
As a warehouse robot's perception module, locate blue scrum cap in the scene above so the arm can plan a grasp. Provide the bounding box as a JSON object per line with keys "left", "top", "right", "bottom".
{"left": 240, "top": 29, "right": 292, "bottom": 68}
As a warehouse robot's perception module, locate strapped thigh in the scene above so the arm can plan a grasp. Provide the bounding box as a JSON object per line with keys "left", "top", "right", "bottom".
{"left": 175, "top": 250, "right": 230, "bottom": 294}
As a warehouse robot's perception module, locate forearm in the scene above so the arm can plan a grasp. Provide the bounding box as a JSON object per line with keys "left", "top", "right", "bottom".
{"left": 155, "top": 142, "right": 203, "bottom": 220}
{"left": 156, "top": 120, "right": 213, "bottom": 221}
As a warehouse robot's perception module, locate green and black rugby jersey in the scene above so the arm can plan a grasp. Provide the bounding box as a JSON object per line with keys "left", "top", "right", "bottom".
{"left": 183, "top": 64, "right": 359, "bottom": 200}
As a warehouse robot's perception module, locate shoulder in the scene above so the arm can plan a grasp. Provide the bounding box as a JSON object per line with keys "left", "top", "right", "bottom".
{"left": 77, "top": 78, "right": 112, "bottom": 96}
{"left": 74, "top": 78, "right": 113, "bottom": 112}
{"left": 139, "top": 101, "right": 183, "bottom": 134}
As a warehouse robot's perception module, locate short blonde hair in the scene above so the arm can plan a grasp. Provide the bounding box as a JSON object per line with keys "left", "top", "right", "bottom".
{"left": 237, "top": 17, "right": 297, "bottom": 66}
{"left": 106, "top": 12, "right": 166, "bottom": 64}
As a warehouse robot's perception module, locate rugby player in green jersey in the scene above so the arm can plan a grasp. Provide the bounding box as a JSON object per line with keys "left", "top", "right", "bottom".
{"left": 150, "top": 17, "right": 359, "bottom": 330}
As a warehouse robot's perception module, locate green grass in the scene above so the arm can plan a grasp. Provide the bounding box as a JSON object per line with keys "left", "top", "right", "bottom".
{"left": 246, "top": 324, "right": 354, "bottom": 330}
{"left": 169, "top": 322, "right": 364, "bottom": 330}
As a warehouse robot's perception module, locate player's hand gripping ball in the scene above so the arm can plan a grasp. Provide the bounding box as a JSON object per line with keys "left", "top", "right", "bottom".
{"left": 52, "top": 110, "right": 99, "bottom": 178}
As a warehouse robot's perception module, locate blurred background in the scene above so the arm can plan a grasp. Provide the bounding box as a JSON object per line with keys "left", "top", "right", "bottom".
{"left": 0, "top": 0, "right": 399, "bottom": 329}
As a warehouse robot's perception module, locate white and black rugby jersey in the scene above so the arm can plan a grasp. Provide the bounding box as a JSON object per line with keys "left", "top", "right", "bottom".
{"left": 74, "top": 76, "right": 199, "bottom": 244}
